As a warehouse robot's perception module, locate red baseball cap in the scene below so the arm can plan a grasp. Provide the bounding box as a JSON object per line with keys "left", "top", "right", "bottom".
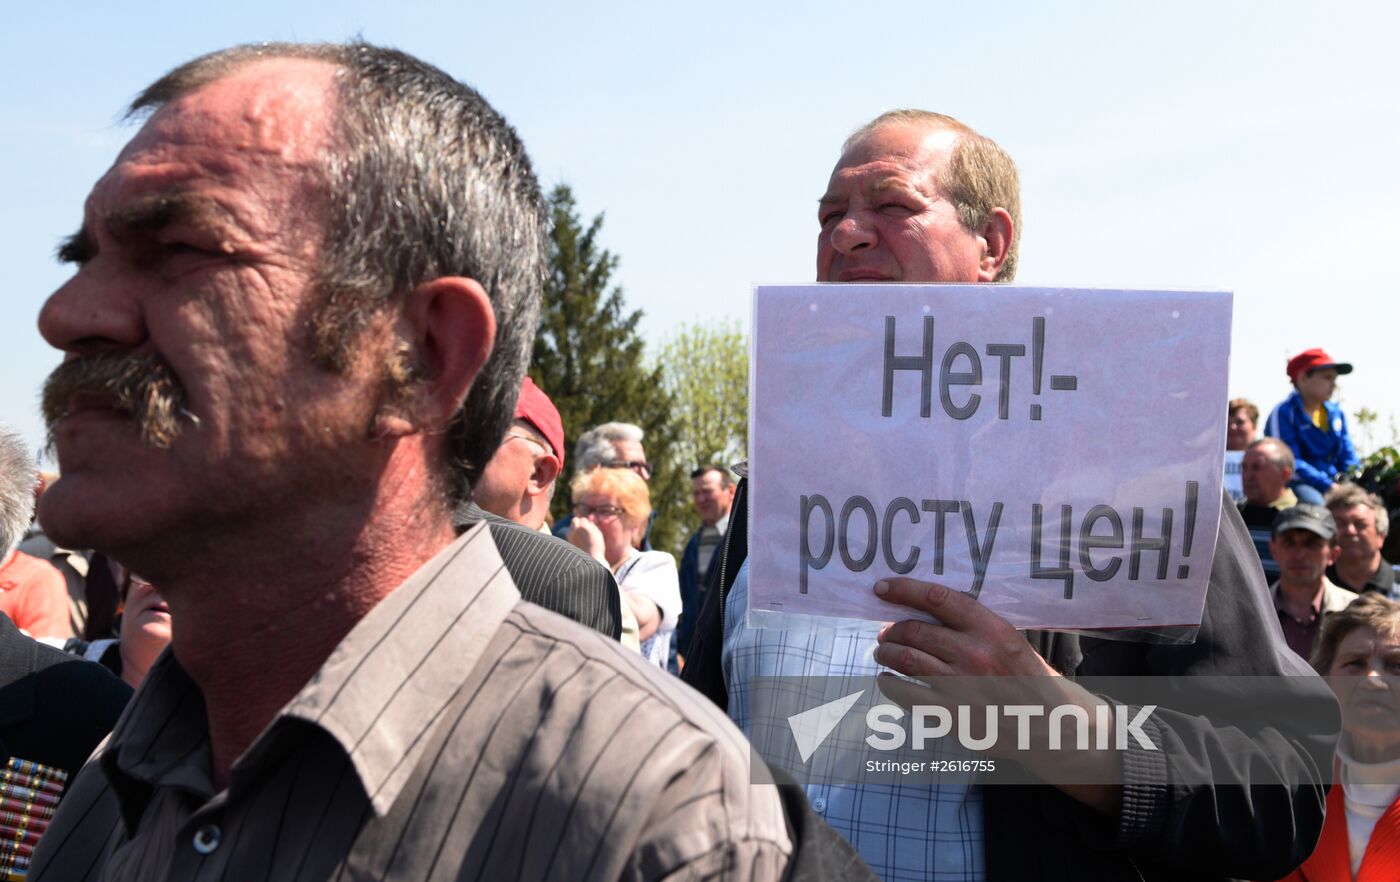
{"left": 514, "top": 377, "right": 565, "bottom": 470}
{"left": 1286, "top": 348, "right": 1353, "bottom": 384}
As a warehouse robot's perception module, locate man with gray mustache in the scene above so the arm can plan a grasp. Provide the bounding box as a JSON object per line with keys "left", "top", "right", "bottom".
{"left": 42, "top": 353, "right": 190, "bottom": 450}
{"left": 26, "top": 42, "right": 844, "bottom": 881}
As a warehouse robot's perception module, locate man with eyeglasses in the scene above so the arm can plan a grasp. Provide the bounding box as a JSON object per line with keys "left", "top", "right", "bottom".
{"left": 474, "top": 377, "right": 566, "bottom": 532}
{"left": 463, "top": 377, "right": 626, "bottom": 642}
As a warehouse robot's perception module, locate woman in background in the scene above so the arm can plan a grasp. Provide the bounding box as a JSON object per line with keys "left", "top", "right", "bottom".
{"left": 568, "top": 467, "right": 679, "bottom": 669}
{"left": 1277, "top": 593, "right": 1400, "bottom": 881}
{"left": 65, "top": 559, "right": 171, "bottom": 689}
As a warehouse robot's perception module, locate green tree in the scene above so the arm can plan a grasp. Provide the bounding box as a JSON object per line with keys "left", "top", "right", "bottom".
{"left": 657, "top": 320, "right": 749, "bottom": 475}
{"left": 530, "top": 184, "right": 686, "bottom": 554}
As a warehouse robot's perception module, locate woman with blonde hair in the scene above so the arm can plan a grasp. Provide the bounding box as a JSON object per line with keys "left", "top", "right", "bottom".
{"left": 1276, "top": 593, "right": 1400, "bottom": 881}
{"left": 568, "top": 467, "right": 680, "bottom": 668}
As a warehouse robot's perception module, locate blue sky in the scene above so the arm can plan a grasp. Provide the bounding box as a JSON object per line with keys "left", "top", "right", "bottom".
{"left": 5, "top": 0, "right": 1397, "bottom": 458}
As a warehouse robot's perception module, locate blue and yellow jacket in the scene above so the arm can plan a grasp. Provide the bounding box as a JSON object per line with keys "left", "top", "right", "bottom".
{"left": 1265, "top": 390, "right": 1359, "bottom": 492}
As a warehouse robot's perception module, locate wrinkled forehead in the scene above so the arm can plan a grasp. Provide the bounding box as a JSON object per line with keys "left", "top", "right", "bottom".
{"left": 829, "top": 122, "right": 961, "bottom": 186}
{"left": 1333, "top": 504, "right": 1376, "bottom": 523}
{"left": 612, "top": 438, "right": 645, "bottom": 462}
{"left": 101, "top": 59, "right": 339, "bottom": 199}
{"left": 1338, "top": 625, "right": 1400, "bottom": 653}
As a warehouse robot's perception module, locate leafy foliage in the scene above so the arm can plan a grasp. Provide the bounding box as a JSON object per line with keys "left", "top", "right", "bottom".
{"left": 657, "top": 320, "right": 749, "bottom": 475}
{"left": 1347, "top": 445, "right": 1400, "bottom": 509}
{"left": 530, "top": 184, "right": 685, "bottom": 553}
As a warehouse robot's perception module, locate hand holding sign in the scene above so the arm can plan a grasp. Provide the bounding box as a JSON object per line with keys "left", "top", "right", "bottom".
{"left": 870, "top": 576, "right": 1122, "bottom": 813}
{"left": 871, "top": 578, "right": 1055, "bottom": 677}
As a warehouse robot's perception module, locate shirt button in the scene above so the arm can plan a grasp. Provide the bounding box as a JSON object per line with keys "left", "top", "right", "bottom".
{"left": 192, "top": 824, "right": 222, "bottom": 854}
{"left": 811, "top": 797, "right": 826, "bottom": 813}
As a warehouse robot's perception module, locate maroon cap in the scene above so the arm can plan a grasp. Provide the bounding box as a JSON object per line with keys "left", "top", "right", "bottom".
{"left": 514, "top": 377, "right": 565, "bottom": 470}
{"left": 1286, "top": 348, "right": 1353, "bottom": 384}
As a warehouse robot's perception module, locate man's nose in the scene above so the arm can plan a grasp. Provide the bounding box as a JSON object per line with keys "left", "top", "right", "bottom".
{"left": 829, "top": 214, "right": 876, "bottom": 254}
{"left": 38, "top": 266, "right": 148, "bottom": 356}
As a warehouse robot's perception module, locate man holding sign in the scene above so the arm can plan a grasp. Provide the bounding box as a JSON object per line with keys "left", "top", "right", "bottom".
{"left": 693, "top": 110, "right": 1337, "bottom": 880}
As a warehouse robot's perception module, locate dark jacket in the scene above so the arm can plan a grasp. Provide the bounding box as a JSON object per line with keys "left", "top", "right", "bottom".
{"left": 456, "top": 502, "right": 622, "bottom": 640}
{"left": 678, "top": 522, "right": 723, "bottom": 659}
{"left": 0, "top": 612, "right": 131, "bottom": 782}
{"left": 682, "top": 477, "right": 749, "bottom": 711}
{"left": 685, "top": 482, "right": 1339, "bottom": 882}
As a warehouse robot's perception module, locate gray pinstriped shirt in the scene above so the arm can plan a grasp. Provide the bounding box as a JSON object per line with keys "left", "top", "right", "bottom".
{"left": 30, "top": 524, "right": 792, "bottom": 880}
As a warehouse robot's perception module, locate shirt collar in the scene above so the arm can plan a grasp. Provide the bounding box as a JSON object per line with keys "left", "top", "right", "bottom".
{"left": 1273, "top": 582, "right": 1327, "bottom": 619}
{"left": 1269, "top": 488, "right": 1299, "bottom": 510}
{"left": 101, "top": 522, "right": 521, "bottom": 823}
{"left": 1370, "top": 560, "right": 1396, "bottom": 590}
{"left": 1273, "top": 577, "right": 1355, "bottom": 619}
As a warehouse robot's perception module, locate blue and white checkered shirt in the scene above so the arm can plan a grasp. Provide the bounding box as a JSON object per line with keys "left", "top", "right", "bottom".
{"left": 723, "top": 561, "right": 985, "bottom": 881}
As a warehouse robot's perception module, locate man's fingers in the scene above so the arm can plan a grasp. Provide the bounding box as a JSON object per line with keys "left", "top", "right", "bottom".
{"left": 874, "top": 577, "right": 994, "bottom": 632}
{"left": 874, "top": 671, "right": 942, "bottom": 710}
{"left": 877, "top": 619, "right": 995, "bottom": 672}
{"left": 874, "top": 579, "right": 1059, "bottom": 677}
{"left": 873, "top": 633, "right": 957, "bottom": 677}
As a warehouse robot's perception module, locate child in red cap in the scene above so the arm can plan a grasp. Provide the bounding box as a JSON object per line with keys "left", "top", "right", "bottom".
{"left": 1264, "top": 348, "right": 1359, "bottom": 504}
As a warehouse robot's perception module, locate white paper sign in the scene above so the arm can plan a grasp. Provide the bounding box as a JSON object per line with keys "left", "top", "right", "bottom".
{"left": 749, "top": 285, "right": 1231, "bottom": 631}
{"left": 1223, "top": 450, "right": 1245, "bottom": 502}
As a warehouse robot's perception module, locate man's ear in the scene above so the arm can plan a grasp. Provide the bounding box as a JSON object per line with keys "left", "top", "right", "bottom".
{"left": 1328, "top": 543, "right": 1343, "bottom": 566}
{"left": 976, "top": 207, "right": 1014, "bottom": 283}
{"left": 382, "top": 276, "right": 495, "bottom": 434}
{"left": 527, "top": 452, "right": 562, "bottom": 498}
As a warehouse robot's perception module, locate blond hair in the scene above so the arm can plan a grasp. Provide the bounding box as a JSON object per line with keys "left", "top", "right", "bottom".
{"left": 571, "top": 466, "right": 652, "bottom": 528}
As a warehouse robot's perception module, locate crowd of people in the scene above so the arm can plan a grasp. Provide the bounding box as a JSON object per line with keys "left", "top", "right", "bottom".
{"left": 1226, "top": 356, "right": 1400, "bottom": 663}
{"left": 0, "top": 37, "right": 1392, "bottom": 882}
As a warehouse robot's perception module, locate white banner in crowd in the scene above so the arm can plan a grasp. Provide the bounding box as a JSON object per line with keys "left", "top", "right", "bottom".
{"left": 748, "top": 285, "right": 1232, "bottom": 631}
{"left": 1223, "top": 450, "right": 1245, "bottom": 502}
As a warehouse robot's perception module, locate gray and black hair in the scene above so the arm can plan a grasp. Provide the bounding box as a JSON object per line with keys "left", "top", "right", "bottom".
{"left": 573, "top": 422, "right": 644, "bottom": 472}
{"left": 130, "top": 42, "right": 547, "bottom": 503}
{"left": 1325, "top": 482, "right": 1390, "bottom": 536}
{"left": 0, "top": 428, "right": 36, "bottom": 557}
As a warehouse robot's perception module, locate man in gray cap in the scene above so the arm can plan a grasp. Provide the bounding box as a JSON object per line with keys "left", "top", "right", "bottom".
{"left": 1270, "top": 503, "right": 1358, "bottom": 658}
